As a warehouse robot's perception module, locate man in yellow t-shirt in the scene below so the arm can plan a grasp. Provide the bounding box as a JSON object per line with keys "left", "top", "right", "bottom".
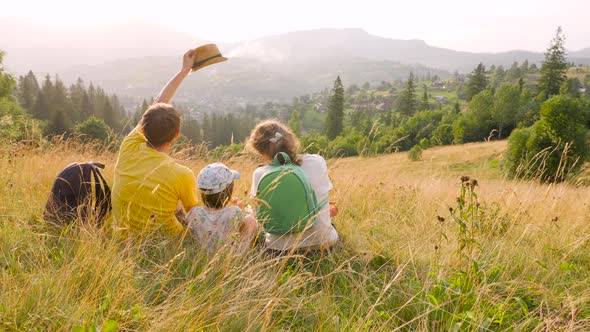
{"left": 112, "top": 50, "right": 199, "bottom": 237}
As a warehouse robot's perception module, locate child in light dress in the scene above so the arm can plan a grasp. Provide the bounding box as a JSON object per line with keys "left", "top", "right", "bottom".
{"left": 186, "top": 162, "right": 257, "bottom": 254}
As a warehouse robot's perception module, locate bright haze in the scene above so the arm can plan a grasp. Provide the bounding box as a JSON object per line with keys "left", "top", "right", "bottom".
{"left": 3, "top": 0, "right": 589, "bottom": 53}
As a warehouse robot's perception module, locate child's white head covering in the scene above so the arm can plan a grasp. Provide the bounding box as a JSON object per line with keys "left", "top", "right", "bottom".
{"left": 197, "top": 162, "right": 240, "bottom": 195}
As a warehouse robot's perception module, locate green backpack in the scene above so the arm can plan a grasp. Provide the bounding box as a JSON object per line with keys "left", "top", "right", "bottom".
{"left": 256, "top": 152, "right": 325, "bottom": 235}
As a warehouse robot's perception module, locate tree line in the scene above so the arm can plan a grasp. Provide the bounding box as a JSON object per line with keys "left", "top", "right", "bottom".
{"left": 1, "top": 27, "right": 589, "bottom": 183}
{"left": 301, "top": 26, "right": 589, "bottom": 182}
{"left": 16, "top": 72, "right": 126, "bottom": 137}
{"left": 2, "top": 67, "right": 259, "bottom": 146}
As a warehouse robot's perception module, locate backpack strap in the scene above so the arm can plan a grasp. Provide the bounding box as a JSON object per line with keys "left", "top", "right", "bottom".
{"left": 89, "top": 164, "right": 112, "bottom": 224}
{"left": 270, "top": 152, "right": 292, "bottom": 166}
{"left": 303, "top": 176, "right": 327, "bottom": 222}
{"left": 92, "top": 162, "right": 105, "bottom": 169}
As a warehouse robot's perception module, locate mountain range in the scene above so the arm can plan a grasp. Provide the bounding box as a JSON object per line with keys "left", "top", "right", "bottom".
{"left": 2, "top": 19, "right": 589, "bottom": 106}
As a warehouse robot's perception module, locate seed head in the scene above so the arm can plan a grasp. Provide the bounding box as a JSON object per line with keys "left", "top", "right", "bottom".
{"left": 437, "top": 216, "right": 445, "bottom": 223}
{"left": 449, "top": 207, "right": 454, "bottom": 213}
{"left": 460, "top": 175, "right": 470, "bottom": 182}
{"left": 469, "top": 179, "right": 479, "bottom": 187}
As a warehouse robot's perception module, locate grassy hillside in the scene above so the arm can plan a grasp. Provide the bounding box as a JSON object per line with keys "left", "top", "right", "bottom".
{"left": 1, "top": 140, "right": 589, "bottom": 330}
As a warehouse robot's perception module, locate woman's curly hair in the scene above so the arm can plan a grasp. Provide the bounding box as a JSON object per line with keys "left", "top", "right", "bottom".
{"left": 246, "top": 119, "right": 301, "bottom": 165}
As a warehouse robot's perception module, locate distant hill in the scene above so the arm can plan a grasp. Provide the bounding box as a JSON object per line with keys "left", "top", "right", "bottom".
{"left": 235, "top": 29, "right": 590, "bottom": 71}
{"left": 59, "top": 54, "right": 450, "bottom": 110}
{"left": 2, "top": 20, "right": 590, "bottom": 107}
{"left": 570, "top": 47, "right": 590, "bottom": 58}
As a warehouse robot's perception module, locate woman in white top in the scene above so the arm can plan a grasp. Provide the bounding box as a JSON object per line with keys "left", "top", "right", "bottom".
{"left": 247, "top": 119, "right": 339, "bottom": 253}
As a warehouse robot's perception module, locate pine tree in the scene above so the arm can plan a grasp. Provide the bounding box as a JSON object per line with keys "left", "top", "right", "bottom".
{"left": 46, "top": 108, "right": 68, "bottom": 136}
{"left": 518, "top": 77, "right": 525, "bottom": 92}
{"left": 288, "top": 110, "right": 302, "bottom": 136}
{"left": 16, "top": 71, "right": 39, "bottom": 112}
{"left": 81, "top": 91, "right": 93, "bottom": 120}
{"left": 202, "top": 113, "right": 211, "bottom": 144}
{"left": 132, "top": 99, "right": 149, "bottom": 125}
{"left": 213, "top": 114, "right": 223, "bottom": 146}
{"left": 141, "top": 99, "right": 150, "bottom": 112}
{"left": 111, "top": 95, "right": 124, "bottom": 120}
{"left": 466, "top": 63, "right": 488, "bottom": 101}
{"left": 69, "top": 78, "right": 85, "bottom": 121}
{"left": 87, "top": 83, "right": 96, "bottom": 116}
{"left": 325, "top": 76, "right": 344, "bottom": 139}
{"left": 536, "top": 26, "right": 568, "bottom": 100}
{"left": 506, "top": 61, "right": 522, "bottom": 81}
{"left": 52, "top": 76, "right": 73, "bottom": 127}
{"left": 102, "top": 98, "right": 117, "bottom": 129}
{"left": 399, "top": 72, "right": 417, "bottom": 116}
{"left": 520, "top": 59, "right": 529, "bottom": 73}
{"left": 420, "top": 84, "right": 430, "bottom": 111}
{"left": 33, "top": 75, "right": 53, "bottom": 120}
{"left": 560, "top": 77, "right": 581, "bottom": 98}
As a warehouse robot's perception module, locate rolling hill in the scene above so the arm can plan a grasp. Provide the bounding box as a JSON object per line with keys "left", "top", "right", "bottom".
{"left": 2, "top": 20, "right": 589, "bottom": 107}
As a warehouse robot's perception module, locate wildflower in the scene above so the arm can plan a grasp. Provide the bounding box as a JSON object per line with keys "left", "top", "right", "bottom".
{"left": 469, "top": 179, "right": 478, "bottom": 187}
{"left": 449, "top": 207, "right": 454, "bottom": 213}
{"left": 437, "top": 216, "right": 445, "bottom": 223}
{"left": 434, "top": 245, "right": 439, "bottom": 250}
{"left": 460, "top": 175, "right": 470, "bottom": 182}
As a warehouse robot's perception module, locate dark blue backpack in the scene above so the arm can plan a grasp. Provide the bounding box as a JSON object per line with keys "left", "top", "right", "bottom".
{"left": 44, "top": 162, "right": 111, "bottom": 225}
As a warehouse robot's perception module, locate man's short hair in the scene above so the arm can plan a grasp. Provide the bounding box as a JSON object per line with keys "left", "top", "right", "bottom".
{"left": 140, "top": 103, "right": 181, "bottom": 147}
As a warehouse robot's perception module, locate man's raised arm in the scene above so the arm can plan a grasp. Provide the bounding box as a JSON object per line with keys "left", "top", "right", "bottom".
{"left": 154, "top": 49, "right": 197, "bottom": 104}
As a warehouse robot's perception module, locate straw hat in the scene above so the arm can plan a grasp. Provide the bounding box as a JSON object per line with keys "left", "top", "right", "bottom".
{"left": 192, "top": 44, "right": 228, "bottom": 72}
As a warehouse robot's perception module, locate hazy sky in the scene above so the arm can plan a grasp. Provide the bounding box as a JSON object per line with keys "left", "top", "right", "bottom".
{"left": 3, "top": 0, "right": 589, "bottom": 52}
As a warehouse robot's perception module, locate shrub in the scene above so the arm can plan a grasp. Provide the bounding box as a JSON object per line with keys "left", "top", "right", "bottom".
{"left": 504, "top": 96, "right": 589, "bottom": 182}
{"left": 300, "top": 133, "right": 329, "bottom": 155}
{"left": 209, "top": 143, "right": 245, "bottom": 160}
{"left": 0, "top": 98, "right": 41, "bottom": 141}
{"left": 408, "top": 138, "right": 430, "bottom": 161}
{"left": 75, "top": 117, "right": 112, "bottom": 142}
{"left": 452, "top": 116, "right": 465, "bottom": 144}
{"left": 418, "top": 138, "right": 430, "bottom": 148}
{"left": 503, "top": 126, "right": 533, "bottom": 178}
{"left": 431, "top": 124, "right": 454, "bottom": 146}
{"left": 408, "top": 144, "right": 423, "bottom": 161}
{"left": 328, "top": 135, "right": 358, "bottom": 158}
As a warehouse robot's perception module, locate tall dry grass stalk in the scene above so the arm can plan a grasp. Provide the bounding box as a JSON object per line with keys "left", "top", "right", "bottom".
{"left": 0, "top": 139, "right": 589, "bottom": 331}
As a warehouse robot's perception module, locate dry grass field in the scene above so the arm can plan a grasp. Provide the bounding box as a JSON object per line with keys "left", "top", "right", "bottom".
{"left": 1, "top": 139, "right": 589, "bottom": 331}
